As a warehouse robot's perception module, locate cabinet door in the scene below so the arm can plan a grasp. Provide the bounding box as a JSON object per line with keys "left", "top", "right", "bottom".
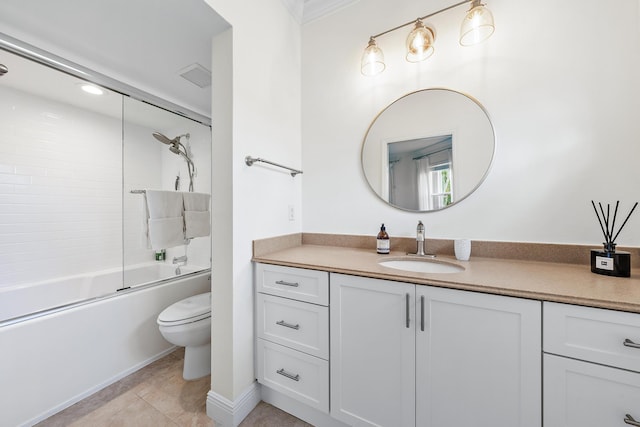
{"left": 544, "top": 354, "right": 640, "bottom": 427}
{"left": 416, "top": 286, "right": 541, "bottom": 427}
{"left": 330, "top": 273, "right": 415, "bottom": 427}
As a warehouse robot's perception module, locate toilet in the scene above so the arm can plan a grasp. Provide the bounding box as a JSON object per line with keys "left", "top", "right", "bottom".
{"left": 157, "top": 292, "right": 211, "bottom": 380}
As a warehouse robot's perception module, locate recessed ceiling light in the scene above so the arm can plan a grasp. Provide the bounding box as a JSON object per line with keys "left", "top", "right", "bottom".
{"left": 80, "top": 84, "right": 104, "bottom": 95}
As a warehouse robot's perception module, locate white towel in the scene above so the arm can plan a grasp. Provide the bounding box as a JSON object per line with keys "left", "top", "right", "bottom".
{"left": 146, "top": 190, "right": 183, "bottom": 219}
{"left": 183, "top": 192, "right": 211, "bottom": 239}
{"left": 183, "top": 192, "right": 210, "bottom": 212}
{"left": 148, "top": 217, "right": 185, "bottom": 250}
{"left": 185, "top": 211, "right": 211, "bottom": 238}
{"left": 144, "top": 190, "right": 185, "bottom": 249}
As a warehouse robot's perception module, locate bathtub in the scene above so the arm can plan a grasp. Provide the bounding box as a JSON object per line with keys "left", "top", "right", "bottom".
{"left": 0, "top": 267, "right": 211, "bottom": 427}
{"left": 0, "top": 262, "right": 205, "bottom": 323}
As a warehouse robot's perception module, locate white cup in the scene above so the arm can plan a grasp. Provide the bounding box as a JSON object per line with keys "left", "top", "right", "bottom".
{"left": 454, "top": 239, "right": 471, "bottom": 261}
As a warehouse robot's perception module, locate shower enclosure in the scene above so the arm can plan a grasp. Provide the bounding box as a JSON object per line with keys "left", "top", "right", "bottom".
{"left": 0, "top": 42, "right": 212, "bottom": 323}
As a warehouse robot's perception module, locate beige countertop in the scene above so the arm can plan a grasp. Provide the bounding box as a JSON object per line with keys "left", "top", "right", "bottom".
{"left": 253, "top": 241, "right": 640, "bottom": 314}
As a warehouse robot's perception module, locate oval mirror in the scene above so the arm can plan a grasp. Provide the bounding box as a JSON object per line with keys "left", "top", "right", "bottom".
{"left": 361, "top": 88, "right": 495, "bottom": 212}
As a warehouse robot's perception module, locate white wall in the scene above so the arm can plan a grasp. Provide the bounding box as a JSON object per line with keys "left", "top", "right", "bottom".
{"left": 302, "top": 0, "right": 640, "bottom": 246}
{"left": 206, "top": 0, "right": 303, "bottom": 409}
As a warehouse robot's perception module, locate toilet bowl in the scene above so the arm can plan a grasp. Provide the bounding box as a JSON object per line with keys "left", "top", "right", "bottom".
{"left": 157, "top": 292, "right": 211, "bottom": 380}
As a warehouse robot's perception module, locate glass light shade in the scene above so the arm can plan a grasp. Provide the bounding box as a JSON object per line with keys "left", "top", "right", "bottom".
{"left": 361, "top": 38, "right": 385, "bottom": 76}
{"left": 406, "top": 20, "right": 435, "bottom": 63}
{"left": 459, "top": 1, "right": 495, "bottom": 46}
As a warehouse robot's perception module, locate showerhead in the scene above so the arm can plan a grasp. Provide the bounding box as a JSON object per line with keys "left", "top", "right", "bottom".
{"left": 152, "top": 131, "right": 176, "bottom": 145}
{"left": 152, "top": 131, "right": 195, "bottom": 192}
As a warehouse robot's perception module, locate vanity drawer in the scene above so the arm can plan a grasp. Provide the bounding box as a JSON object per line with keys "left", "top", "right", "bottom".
{"left": 257, "top": 293, "right": 329, "bottom": 359}
{"left": 544, "top": 302, "right": 640, "bottom": 372}
{"left": 544, "top": 354, "right": 640, "bottom": 427}
{"left": 256, "top": 263, "right": 329, "bottom": 305}
{"left": 257, "top": 339, "right": 329, "bottom": 413}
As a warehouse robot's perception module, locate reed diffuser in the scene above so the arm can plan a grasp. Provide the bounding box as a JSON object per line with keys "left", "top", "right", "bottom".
{"left": 590, "top": 200, "right": 638, "bottom": 277}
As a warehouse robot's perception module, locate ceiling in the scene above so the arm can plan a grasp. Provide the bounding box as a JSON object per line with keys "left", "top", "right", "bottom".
{"left": 0, "top": 0, "right": 358, "bottom": 120}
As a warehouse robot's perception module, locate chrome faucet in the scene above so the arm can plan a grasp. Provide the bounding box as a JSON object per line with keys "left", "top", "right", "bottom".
{"left": 416, "top": 221, "right": 426, "bottom": 256}
{"left": 410, "top": 220, "right": 435, "bottom": 257}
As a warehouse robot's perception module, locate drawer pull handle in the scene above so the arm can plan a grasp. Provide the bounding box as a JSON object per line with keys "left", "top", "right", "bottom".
{"left": 625, "top": 414, "right": 640, "bottom": 426}
{"left": 276, "top": 320, "right": 300, "bottom": 330}
{"left": 624, "top": 339, "right": 640, "bottom": 349}
{"left": 276, "top": 368, "right": 300, "bottom": 382}
{"left": 275, "top": 280, "right": 299, "bottom": 287}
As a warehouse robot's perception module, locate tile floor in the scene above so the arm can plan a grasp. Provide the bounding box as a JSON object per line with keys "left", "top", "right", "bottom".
{"left": 37, "top": 348, "right": 312, "bottom": 427}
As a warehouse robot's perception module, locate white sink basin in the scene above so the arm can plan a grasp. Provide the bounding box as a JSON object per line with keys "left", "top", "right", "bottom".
{"left": 378, "top": 258, "right": 465, "bottom": 274}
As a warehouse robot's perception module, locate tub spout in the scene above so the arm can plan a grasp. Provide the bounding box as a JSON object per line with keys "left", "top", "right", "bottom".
{"left": 173, "top": 255, "right": 187, "bottom": 264}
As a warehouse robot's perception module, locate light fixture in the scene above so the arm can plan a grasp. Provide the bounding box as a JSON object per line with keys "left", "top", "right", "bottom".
{"left": 459, "top": 0, "right": 495, "bottom": 46}
{"left": 406, "top": 20, "right": 435, "bottom": 63}
{"left": 361, "top": 37, "right": 386, "bottom": 76}
{"left": 361, "top": 0, "right": 495, "bottom": 76}
{"left": 79, "top": 83, "right": 104, "bottom": 95}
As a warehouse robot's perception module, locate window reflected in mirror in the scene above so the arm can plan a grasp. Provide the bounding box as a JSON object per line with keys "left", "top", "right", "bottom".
{"left": 388, "top": 135, "right": 453, "bottom": 210}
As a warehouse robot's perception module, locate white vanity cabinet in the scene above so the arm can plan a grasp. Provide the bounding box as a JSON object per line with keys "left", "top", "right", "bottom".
{"left": 330, "top": 273, "right": 542, "bottom": 427}
{"left": 255, "top": 263, "right": 330, "bottom": 413}
{"left": 416, "top": 286, "right": 542, "bottom": 427}
{"left": 330, "top": 273, "right": 416, "bottom": 427}
{"left": 543, "top": 302, "right": 640, "bottom": 427}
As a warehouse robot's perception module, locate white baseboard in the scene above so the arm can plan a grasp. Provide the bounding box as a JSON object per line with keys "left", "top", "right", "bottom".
{"left": 206, "top": 382, "right": 261, "bottom": 427}
{"left": 261, "top": 386, "right": 350, "bottom": 427}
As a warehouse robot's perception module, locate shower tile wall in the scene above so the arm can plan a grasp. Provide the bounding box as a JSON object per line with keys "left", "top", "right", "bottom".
{"left": 0, "top": 86, "right": 125, "bottom": 287}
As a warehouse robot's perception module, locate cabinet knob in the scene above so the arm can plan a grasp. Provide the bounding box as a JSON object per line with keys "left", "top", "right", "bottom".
{"left": 624, "top": 339, "right": 640, "bottom": 349}
{"left": 625, "top": 414, "right": 640, "bottom": 426}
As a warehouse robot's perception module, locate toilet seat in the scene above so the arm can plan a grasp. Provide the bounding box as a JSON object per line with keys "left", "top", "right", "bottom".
{"left": 157, "top": 292, "right": 211, "bottom": 326}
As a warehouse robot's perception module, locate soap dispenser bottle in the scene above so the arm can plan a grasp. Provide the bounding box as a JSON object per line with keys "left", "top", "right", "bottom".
{"left": 377, "top": 223, "right": 390, "bottom": 254}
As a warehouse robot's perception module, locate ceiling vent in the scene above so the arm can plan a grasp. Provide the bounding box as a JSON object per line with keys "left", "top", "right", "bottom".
{"left": 178, "top": 63, "right": 211, "bottom": 88}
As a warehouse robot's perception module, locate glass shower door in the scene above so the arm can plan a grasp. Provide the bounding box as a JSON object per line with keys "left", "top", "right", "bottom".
{"left": 122, "top": 97, "right": 211, "bottom": 288}
{"left": 0, "top": 48, "right": 124, "bottom": 320}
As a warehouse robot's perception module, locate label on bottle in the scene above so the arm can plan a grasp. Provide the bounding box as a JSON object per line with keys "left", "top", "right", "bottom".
{"left": 377, "top": 239, "right": 390, "bottom": 254}
{"left": 595, "top": 256, "right": 614, "bottom": 271}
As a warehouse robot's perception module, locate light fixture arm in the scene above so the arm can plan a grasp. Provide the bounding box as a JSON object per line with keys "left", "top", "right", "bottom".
{"left": 368, "top": 0, "right": 471, "bottom": 41}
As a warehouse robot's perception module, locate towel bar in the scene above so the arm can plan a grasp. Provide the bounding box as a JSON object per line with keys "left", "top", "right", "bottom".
{"left": 245, "top": 156, "right": 302, "bottom": 177}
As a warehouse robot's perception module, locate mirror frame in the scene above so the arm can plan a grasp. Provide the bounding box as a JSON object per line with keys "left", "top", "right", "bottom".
{"left": 361, "top": 87, "right": 496, "bottom": 212}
